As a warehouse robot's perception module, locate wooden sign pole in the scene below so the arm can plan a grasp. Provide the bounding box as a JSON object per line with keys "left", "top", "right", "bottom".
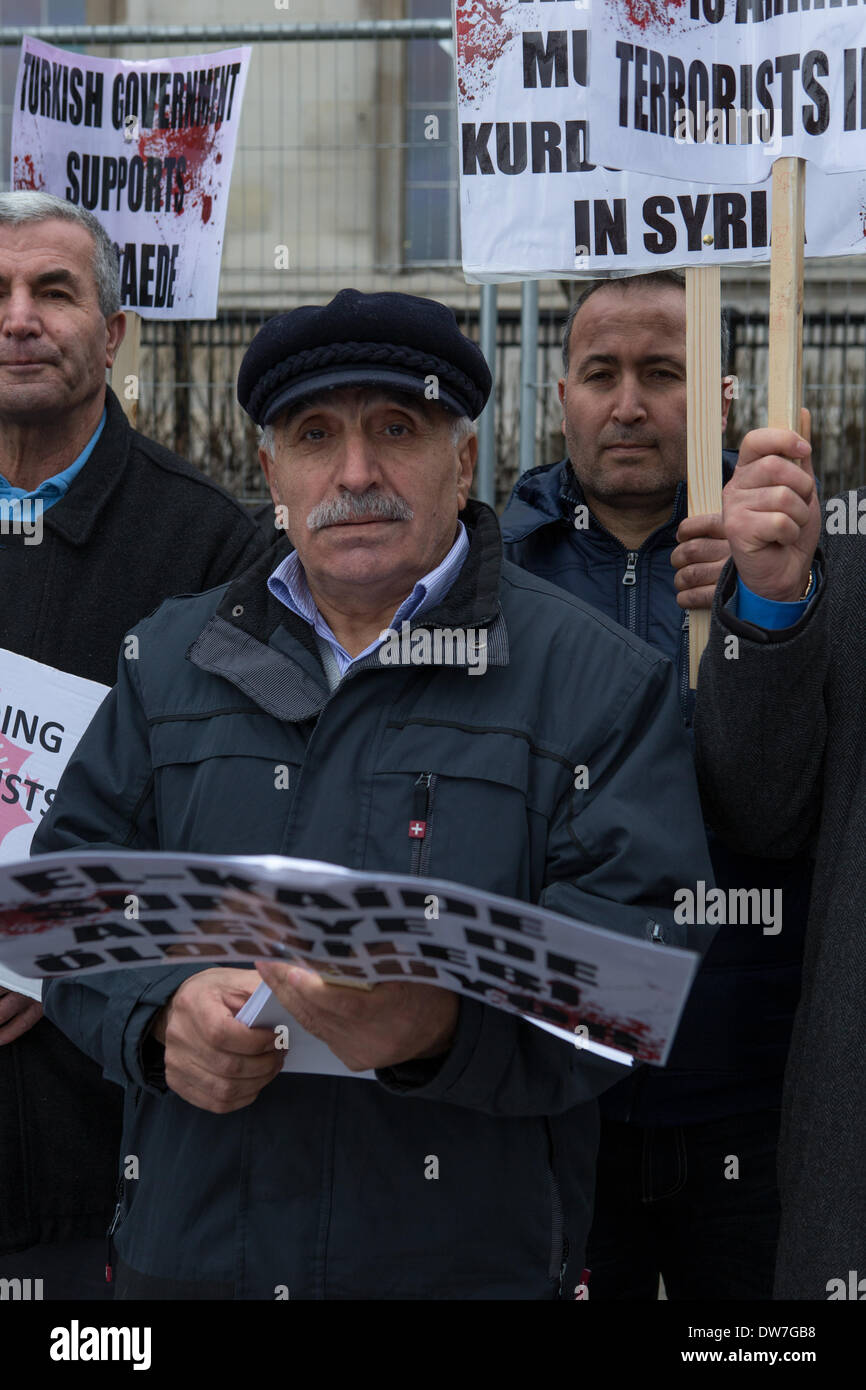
{"left": 110, "top": 310, "right": 142, "bottom": 428}
{"left": 767, "top": 157, "right": 806, "bottom": 431}
{"left": 686, "top": 265, "right": 723, "bottom": 689}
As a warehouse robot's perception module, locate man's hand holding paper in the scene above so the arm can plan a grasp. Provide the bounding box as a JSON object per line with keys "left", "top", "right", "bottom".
{"left": 255, "top": 962, "right": 460, "bottom": 1073}
{"left": 150, "top": 968, "right": 284, "bottom": 1114}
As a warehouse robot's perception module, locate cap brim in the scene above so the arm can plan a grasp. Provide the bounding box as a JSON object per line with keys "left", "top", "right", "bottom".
{"left": 261, "top": 365, "right": 468, "bottom": 424}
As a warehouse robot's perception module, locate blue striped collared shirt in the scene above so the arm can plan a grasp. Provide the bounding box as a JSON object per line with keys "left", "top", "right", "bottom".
{"left": 268, "top": 519, "right": 469, "bottom": 680}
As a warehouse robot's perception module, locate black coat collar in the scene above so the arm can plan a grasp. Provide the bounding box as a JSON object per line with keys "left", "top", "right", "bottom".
{"left": 213, "top": 496, "right": 504, "bottom": 645}
{"left": 189, "top": 498, "right": 508, "bottom": 721}
{"left": 41, "top": 387, "right": 132, "bottom": 548}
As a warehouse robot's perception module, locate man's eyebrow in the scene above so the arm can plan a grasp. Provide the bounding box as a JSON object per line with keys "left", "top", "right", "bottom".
{"left": 32, "top": 268, "right": 80, "bottom": 290}
{"left": 0, "top": 267, "right": 81, "bottom": 290}
{"left": 575, "top": 351, "right": 684, "bottom": 370}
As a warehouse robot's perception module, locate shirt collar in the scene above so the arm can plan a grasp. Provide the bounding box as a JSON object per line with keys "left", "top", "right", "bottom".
{"left": 268, "top": 520, "right": 470, "bottom": 674}
{"left": 0, "top": 408, "right": 107, "bottom": 504}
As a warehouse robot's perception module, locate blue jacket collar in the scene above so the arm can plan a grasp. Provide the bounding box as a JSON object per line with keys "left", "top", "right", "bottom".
{"left": 501, "top": 452, "right": 738, "bottom": 547}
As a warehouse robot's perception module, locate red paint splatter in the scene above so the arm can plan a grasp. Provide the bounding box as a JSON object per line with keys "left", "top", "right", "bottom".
{"left": 136, "top": 122, "right": 220, "bottom": 224}
{"left": 0, "top": 898, "right": 110, "bottom": 936}
{"left": 0, "top": 732, "right": 36, "bottom": 847}
{"left": 12, "top": 154, "right": 45, "bottom": 192}
{"left": 456, "top": 0, "right": 522, "bottom": 105}
{"left": 608, "top": 0, "right": 691, "bottom": 36}
{"left": 464, "top": 980, "right": 664, "bottom": 1063}
{"left": 564, "top": 1002, "right": 663, "bottom": 1064}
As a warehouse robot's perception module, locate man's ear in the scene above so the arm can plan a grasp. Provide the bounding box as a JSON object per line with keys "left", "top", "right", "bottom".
{"left": 558, "top": 377, "right": 567, "bottom": 436}
{"left": 104, "top": 311, "right": 126, "bottom": 367}
{"left": 258, "top": 447, "right": 283, "bottom": 509}
{"left": 456, "top": 429, "right": 478, "bottom": 510}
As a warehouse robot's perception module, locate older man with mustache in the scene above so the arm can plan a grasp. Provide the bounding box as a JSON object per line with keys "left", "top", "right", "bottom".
{"left": 32, "top": 288, "right": 714, "bottom": 1299}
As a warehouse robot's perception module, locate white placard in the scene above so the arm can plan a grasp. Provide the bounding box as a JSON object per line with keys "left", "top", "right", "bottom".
{"left": 455, "top": 1, "right": 866, "bottom": 277}
{"left": 588, "top": 0, "right": 866, "bottom": 184}
{"left": 0, "top": 650, "right": 108, "bottom": 1000}
{"left": 0, "top": 648, "right": 108, "bottom": 865}
{"left": 11, "top": 37, "right": 250, "bottom": 318}
{"left": 0, "top": 850, "right": 701, "bottom": 1066}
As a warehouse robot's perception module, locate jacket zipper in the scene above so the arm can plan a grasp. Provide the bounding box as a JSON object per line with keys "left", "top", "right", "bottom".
{"left": 409, "top": 772, "right": 436, "bottom": 876}
{"left": 679, "top": 610, "right": 690, "bottom": 713}
{"left": 549, "top": 1173, "right": 566, "bottom": 1286}
{"left": 622, "top": 550, "right": 638, "bottom": 632}
{"left": 105, "top": 1173, "right": 125, "bottom": 1285}
{"left": 566, "top": 492, "right": 682, "bottom": 646}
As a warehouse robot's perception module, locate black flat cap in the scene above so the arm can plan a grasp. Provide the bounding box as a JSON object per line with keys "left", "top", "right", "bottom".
{"left": 238, "top": 288, "right": 492, "bottom": 426}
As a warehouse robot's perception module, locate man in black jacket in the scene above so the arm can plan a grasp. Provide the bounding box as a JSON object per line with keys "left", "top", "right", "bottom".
{"left": 501, "top": 272, "right": 811, "bottom": 1300}
{"left": 32, "top": 289, "right": 715, "bottom": 1300}
{"left": 692, "top": 424, "right": 863, "bottom": 1300}
{"left": 0, "top": 191, "right": 269, "bottom": 1297}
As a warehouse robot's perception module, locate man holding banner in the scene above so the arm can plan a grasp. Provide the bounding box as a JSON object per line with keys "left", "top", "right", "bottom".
{"left": 692, "top": 424, "right": 865, "bottom": 1301}
{"left": 0, "top": 191, "right": 270, "bottom": 1298}
{"left": 31, "top": 289, "right": 716, "bottom": 1300}
{"left": 501, "top": 271, "right": 811, "bottom": 1301}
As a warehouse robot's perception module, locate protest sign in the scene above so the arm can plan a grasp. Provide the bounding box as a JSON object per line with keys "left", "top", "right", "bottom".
{"left": 0, "top": 649, "right": 108, "bottom": 996}
{"left": 588, "top": 0, "right": 866, "bottom": 184}
{"left": 455, "top": 1, "right": 866, "bottom": 277}
{"left": 0, "top": 649, "right": 108, "bottom": 866}
{"left": 0, "top": 850, "right": 701, "bottom": 1066}
{"left": 11, "top": 37, "right": 250, "bottom": 318}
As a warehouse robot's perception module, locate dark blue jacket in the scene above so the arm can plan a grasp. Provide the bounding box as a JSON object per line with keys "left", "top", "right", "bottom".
{"left": 34, "top": 502, "right": 715, "bottom": 1298}
{"left": 502, "top": 459, "right": 810, "bottom": 1124}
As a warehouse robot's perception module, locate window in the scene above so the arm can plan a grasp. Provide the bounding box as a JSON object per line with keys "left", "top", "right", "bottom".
{"left": 403, "top": 0, "right": 460, "bottom": 264}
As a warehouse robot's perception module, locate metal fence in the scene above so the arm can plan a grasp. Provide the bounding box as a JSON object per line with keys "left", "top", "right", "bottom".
{"left": 727, "top": 309, "right": 866, "bottom": 498}
{"left": 3, "top": 15, "right": 866, "bottom": 505}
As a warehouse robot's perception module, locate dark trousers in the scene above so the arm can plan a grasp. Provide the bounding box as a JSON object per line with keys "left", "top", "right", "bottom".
{"left": 0, "top": 1237, "right": 113, "bottom": 1300}
{"left": 585, "top": 1108, "right": 781, "bottom": 1300}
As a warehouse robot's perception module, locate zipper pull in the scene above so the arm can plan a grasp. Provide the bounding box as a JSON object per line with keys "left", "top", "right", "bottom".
{"left": 409, "top": 772, "right": 432, "bottom": 840}
{"left": 622, "top": 551, "right": 638, "bottom": 586}
{"left": 105, "top": 1198, "right": 123, "bottom": 1284}
{"left": 105, "top": 1174, "right": 124, "bottom": 1284}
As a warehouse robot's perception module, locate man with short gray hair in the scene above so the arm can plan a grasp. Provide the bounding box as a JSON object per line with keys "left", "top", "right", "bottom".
{"left": 0, "top": 191, "right": 269, "bottom": 1297}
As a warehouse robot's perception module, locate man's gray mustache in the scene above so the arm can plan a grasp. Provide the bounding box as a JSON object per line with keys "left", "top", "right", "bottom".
{"left": 307, "top": 493, "right": 414, "bottom": 531}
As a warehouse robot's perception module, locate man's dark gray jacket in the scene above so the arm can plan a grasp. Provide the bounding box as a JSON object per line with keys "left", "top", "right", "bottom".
{"left": 693, "top": 532, "right": 864, "bottom": 1300}
{"left": 34, "top": 500, "right": 714, "bottom": 1300}
{"left": 501, "top": 457, "right": 809, "bottom": 1125}
{"left": 0, "top": 386, "right": 270, "bottom": 1255}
